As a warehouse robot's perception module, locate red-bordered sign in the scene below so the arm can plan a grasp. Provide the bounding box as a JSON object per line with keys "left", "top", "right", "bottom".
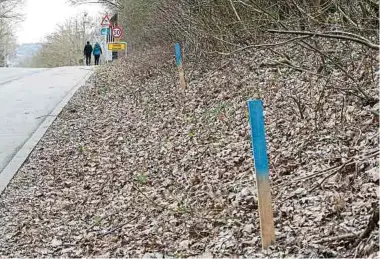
{"left": 112, "top": 25, "right": 123, "bottom": 38}
{"left": 101, "top": 15, "right": 110, "bottom": 26}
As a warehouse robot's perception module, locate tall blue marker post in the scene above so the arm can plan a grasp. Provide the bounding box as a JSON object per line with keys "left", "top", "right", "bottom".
{"left": 174, "top": 43, "right": 187, "bottom": 89}
{"left": 248, "top": 99, "right": 275, "bottom": 249}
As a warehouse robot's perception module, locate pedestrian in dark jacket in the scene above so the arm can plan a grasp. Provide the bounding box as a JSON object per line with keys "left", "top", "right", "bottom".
{"left": 83, "top": 41, "right": 93, "bottom": 66}
{"left": 93, "top": 42, "right": 102, "bottom": 65}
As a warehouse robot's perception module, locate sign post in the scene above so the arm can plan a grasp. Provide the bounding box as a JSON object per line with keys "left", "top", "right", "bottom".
{"left": 247, "top": 99, "right": 275, "bottom": 249}
{"left": 174, "top": 42, "right": 187, "bottom": 89}
{"left": 100, "top": 14, "right": 111, "bottom": 63}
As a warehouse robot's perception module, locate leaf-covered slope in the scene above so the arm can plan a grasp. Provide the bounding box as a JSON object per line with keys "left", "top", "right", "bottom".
{"left": 0, "top": 45, "right": 378, "bottom": 257}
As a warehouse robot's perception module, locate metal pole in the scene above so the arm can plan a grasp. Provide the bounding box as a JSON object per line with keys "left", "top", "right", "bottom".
{"left": 105, "top": 32, "right": 107, "bottom": 63}
{"left": 3, "top": 34, "right": 7, "bottom": 67}
{"left": 83, "top": 12, "right": 88, "bottom": 46}
{"left": 0, "top": 5, "right": 4, "bottom": 67}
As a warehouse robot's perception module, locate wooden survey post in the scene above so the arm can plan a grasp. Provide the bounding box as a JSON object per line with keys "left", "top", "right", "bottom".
{"left": 247, "top": 99, "right": 275, "bottom": 249}
{"left": 174, "top": 42, "right": 187, "bottom": 89}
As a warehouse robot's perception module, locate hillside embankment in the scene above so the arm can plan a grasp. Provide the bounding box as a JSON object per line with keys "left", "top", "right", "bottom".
{"left": 0, "top": 42, "right": 378, "bottom": 257}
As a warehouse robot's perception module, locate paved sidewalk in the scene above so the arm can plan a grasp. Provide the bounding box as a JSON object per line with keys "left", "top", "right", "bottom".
{"left": 0, "top": 66, "right": 93, "bottom": 193}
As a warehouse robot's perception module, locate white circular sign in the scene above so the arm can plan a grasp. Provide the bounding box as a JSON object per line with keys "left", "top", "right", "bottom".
{"left": 112, "top": 26, "right": 122, "bottom": 38}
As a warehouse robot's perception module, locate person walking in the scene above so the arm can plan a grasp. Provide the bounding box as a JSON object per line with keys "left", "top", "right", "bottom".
{"left": 93, "top": 42, "right": 102, "bottom": 65}
{"left": 83, "top": 41, "right": 93, "bottom": 66}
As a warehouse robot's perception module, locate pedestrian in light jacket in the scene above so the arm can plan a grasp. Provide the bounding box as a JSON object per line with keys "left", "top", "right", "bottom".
{"left": 83, "top": 41, "right": 93, "bottom": 66}
{"left": 93, "top": 42, "right": 102, "bottom": 65}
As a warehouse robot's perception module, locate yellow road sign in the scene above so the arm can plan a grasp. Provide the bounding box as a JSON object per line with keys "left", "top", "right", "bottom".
{"left": 108, "top": 42, "right": 126, "bottom": 51}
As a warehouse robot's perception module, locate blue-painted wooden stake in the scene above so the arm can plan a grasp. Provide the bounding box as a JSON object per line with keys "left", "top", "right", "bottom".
{"left": 248, "top": 99, "right": 275, "bottom": 249}
{"left": 174, "top": 42, "right": 187, "bottom": 89}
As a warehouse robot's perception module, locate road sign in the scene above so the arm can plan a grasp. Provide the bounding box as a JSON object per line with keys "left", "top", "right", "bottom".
{"left": 112, "top": 25, "right": 123, "bottom": 38}
{"left": 101, "top": 15, "right": 110, "bottom": 26}
{"left": 100, "top": 28, "right": 110, "bottom": 36}
{"left": 108, "top": 42, "right": 127, "bottom": 51}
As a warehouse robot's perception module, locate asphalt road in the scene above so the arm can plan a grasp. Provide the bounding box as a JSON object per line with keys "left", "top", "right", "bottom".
{"left": 0, "top": 66, "right": 93, "bottom": 193}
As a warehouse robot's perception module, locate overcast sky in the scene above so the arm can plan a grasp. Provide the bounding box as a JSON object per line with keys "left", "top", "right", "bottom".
{"left": 17, "top": 0, "right": 104, "bottom": 44}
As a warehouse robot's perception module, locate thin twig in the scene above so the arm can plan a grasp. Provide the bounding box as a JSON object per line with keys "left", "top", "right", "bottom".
{"left": 98, "top": 216, "right": 139, "bottom": 236}
{"left": 352, "top": 207, "right": 379, "bottom": 247}
{"left": 229, "top": 0, "right": 241, "bottom": 21}
{"left": 293, "top": 150, "right": 379, "bottom": 182}
{"left": 314, "top": 232, "right": 360, "bottom": 244}
{"left": 309, "top": 159, "right": 354, "bottom": 192}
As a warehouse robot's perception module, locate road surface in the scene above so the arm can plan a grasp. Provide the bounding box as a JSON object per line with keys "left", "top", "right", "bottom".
{"left": 0, "top": 66, "right": 93, "bottom": 193}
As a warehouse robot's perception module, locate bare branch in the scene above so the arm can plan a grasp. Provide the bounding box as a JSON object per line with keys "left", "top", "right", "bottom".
{"left": 233, "top": 35, "right": 311, "bottom": 52}
{"left": 267, "top": 29, "right": 380, "bottom": 50}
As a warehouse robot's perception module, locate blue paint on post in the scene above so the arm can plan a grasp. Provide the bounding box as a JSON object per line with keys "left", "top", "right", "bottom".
{"left": 248, "top": 99, "right": 269, "bottom": 177}
{"left": 175, "top": 43, "right": 182, "bottom": 66}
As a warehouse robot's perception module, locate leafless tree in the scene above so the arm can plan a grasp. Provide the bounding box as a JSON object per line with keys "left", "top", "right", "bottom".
{"left": 67, "top": 0, "right": 123, "bottom": 9}
{"left": 66, "top": 0, "right": 379, "bottom": 103}
{"left": 26, "top": 15, "right": 99, "bottom": 67}
{"left": 0, "top": 0, "right": 24, "bottom": 20}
